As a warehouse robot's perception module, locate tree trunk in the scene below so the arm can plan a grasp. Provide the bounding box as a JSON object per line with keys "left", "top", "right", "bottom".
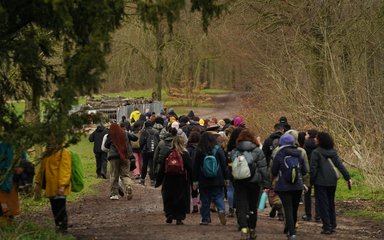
{"left": 154, "top": 25, "right": 165, "bottom": 101}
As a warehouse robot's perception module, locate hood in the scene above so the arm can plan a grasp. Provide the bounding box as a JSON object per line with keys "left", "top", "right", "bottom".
{"left": 236, "top": 141, "right": 257, "bottom": 151}
{"left": 316, "top": 147, "right": 338, "bottom": 158}
{"left": 269, "top": 131, "right": 283, "bottom": 140}
{"left": 304, "top": 138, "right": 317, "bottom": 150}
{"left": 96, "top": 125, "right": 105, "bottom": 132}
{"left": 163, "top": 132, "right": 174, "bottom": 142}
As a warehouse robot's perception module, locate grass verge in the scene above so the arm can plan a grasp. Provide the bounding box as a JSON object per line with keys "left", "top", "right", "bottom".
{"left": 336, "top": 168, "right": 384, "bottom": 220}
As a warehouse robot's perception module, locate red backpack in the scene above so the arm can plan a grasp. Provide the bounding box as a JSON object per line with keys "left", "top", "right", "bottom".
{"left": 165, "top": 150, "right": 185, "bottom": 175}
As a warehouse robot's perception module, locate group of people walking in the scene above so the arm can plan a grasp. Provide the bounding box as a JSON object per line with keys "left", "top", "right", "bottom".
{"left": 88, "top": 109, "right": 352, "bottom": 240}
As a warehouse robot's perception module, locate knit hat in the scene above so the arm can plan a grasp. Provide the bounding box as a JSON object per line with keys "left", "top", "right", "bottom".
{"left": 233, "top": 117, "right": 245, "bottom": 127}
{"left": 144, "top": 120, "right": 153, "bottom": 128}
{"left": 199, "top": 119, "right": 205, "bottom": 126}
{"left": 171, "top": 121, "right": 180, "bottom": 130}
{"left": 279, "top": 133, "right": 295, "bottom": 146}
{"left": 187, "top": 110, "right": 195, "bottom": 119}
{"left": 279, "top": 116, "right": 288, "bottom": 124}
{"left": 218, "top": 119, "right": 226, "bottom": 128}
{"left": 169, "top": 116, "right": 176, "bottom": 123}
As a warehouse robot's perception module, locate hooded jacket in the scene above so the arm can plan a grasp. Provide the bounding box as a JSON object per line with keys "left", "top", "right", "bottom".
{"left": 89, "top": 125, "right": 108, "bottom": 153}
{"left": 310, "top": 147, "right": 350, "bottom": 187}
{"left": 271, "top": 146, "right": 307, "bottom": 192}
{"left": 262, "top": 131, "right": 283, "bottom": 167}
{"left": 231, "top": 141, "right": 271, "bottom": 188}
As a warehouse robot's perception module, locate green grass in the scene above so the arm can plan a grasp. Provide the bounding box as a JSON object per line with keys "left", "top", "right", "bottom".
{"left": 335, "top": 168, "right": 384, "bottom": 220}
{"left": 0, "top": 222, "right": 75, "bottom": 240}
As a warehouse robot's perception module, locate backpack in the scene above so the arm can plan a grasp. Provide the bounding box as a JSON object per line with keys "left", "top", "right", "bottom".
{"left": 232, "top": 150, "right": 256, "bottom": 180}
{"left": 165, "top": 150, "right": 185, "bottom": 175}
{"left": 281, "top": 155, "right": 300, "bottom": 184}
{"left": 145, "top": 130, "right": 159, "bottom": 153}
{"left": 202, "top": 145, "right": 220, "bottom": 178}
{"left": 70, "top": 151, "right": 84, "bottom": 192}
{"left": 131, "top": 131, "right": 140, "bottom": 150}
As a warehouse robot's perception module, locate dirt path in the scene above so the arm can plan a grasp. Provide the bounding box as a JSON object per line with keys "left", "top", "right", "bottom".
{"left": 21, "top": 93, "right": 383, "bottom": 240}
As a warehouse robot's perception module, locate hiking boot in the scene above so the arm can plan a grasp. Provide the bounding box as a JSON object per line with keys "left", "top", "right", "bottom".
{"left": 278, "top": 214, "right": 284, "bottom": 221}
{"left": 249, "top": 228, "right": 256, "bottom": 240}
{"left": 228, "top": 208, "right": 235, "bottom": 218}
{"left": 240, "top": 228, "right": 249, "bottom": 240}
{"left": 302, "top": 214, "right": 312, "bottom": 221}
{"left": 166, "top": 217, "right": 173, "bottom": 224}
{"left": 110, "top": 195, "right": 119, "bottom": 200}
{"left": 192, "top": 205, "right": 199, "bottom": 213}
{"left": 218, "top": 211, "right": 226, "bottom": 225}
{"left": 315, "top": 215, "right": 321, "bottom": 222}
{"left": 200, "top": 221, "right": 209, "bottom": 225}
{"left": 176, "top": 220, "right": 184, "bottom": 225}
{"left": 150, "top": 180, "right": 156, "bottom": 187}
{"left": 288, "top": 235, "right": 297, "bottom": 240}
{"left": 126, "top": 186, "right": 133, "bottom": 200}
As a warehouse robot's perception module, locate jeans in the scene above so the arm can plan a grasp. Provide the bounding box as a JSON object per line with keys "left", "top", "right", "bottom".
{"left": 199, "top": 186, "right": 225, "bottom": 222}
{"left": 95, "top": 152, "right": 107, "bottom": 176}
{"left": 315, "top": 185, "right": 337, "bottom": 231}
{"left": 235, "top": 181, "right": 261, "bottom": 229}
{"left": 278, "top": 190, "right": 302, "bottom": 236}
{"left": 227, "top": 181, "right": 235, "bottom": 209}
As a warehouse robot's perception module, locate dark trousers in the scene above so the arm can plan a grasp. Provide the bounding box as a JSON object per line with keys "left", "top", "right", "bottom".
{"left": 235, "top": 182, "right": 261, "bottom": 229}
{"left": 95, "top": 152, "right": 107, "bottom": 176}
{"left": 49, "top": 197, "right": 68, "bottom": 230}
{"left": 315, "top": 185, "right": 337, "bottom": 231}
{"left": 278, "top": 190, "right": 302, "bottom": 236}
{"left": 304, "top": 185, "right": 319, "bottom": 217}
{"left": 141, "top": 152, "right": 154, "bottom": 180}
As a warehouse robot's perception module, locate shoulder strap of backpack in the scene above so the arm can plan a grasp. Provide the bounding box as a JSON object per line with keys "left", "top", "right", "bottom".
{"left": 211, "top": 144, "right": 220, "bottom": 156}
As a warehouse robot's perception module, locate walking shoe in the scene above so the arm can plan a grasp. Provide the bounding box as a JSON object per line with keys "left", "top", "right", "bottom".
{"left": 139, "top": 178, "right": 145, "bottom": 185}
{"left": 200, "top": 221, "right": 209, "bottom": 225}
{"left": 321, "top": 230, "right": 332, "bottom": 235}
{"left": 302, "top": 214, "right": 312, "bottom": 221}
{"left": 166, "top": 217, "right": 173, "bottom": 224}
{"left": 240, "top": 228, "right": 249, "bottom": 240}
{"left": 192, "top": 205, "right": 199, "bottom": 213}
{"left": 288, "top": 235, "right": 297, "bottom": 240}
{"left": 278, "top": 214, "right": 284, "bottom": 221}
{"left": 150, "top": 180, "right": 156, "bottom": 187}
{"left": 315, "top": 215, "right": 321, "bottom": 222}
{"left": 110, "top": 195, "right": 119, "bottom": 200}
{"left": 118, "top": 186, "right": 125, "bottom": 197}
{"left": 218, "top": 211, "right": 226, "bottom": 225}
{"left": 126, "top": 186, "right": 133, "bottom": 200}
{"left": 249, "top": 228, "right": 256, "bottom": 240}
{"left": 176, "top": 220, "right": 184, "bottom": 225}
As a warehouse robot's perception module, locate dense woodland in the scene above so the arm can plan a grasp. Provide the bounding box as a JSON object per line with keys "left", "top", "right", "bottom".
{"left": 1, "top": 1, "right": 383, "bottom": 187}
{"left": 104, "top": 0, "right": 384, "bottom": 187}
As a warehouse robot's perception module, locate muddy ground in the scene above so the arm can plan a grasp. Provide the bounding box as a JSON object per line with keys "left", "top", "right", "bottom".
{"left": 20, "top": 93, "right": 384, "bottom": 239}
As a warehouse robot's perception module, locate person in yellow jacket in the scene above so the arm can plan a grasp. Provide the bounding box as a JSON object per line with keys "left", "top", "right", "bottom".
{"left": 35, "top": 144, "right": 72, "bottom": 232}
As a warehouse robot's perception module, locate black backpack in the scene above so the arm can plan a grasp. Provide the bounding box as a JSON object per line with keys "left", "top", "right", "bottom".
{"left": 145, "top": 130, "right": 159, "bottom": 153}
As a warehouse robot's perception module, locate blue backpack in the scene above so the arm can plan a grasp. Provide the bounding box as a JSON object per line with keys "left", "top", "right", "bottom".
{"left": 202, "top": 145, "right": 220, "bottom": 178}
{"left": 281, "top": 155, "right": 300, "bottom": 184}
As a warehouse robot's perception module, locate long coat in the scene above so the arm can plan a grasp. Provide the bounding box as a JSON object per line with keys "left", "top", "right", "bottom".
{"left": 156, "top": 150, "right": 192, "bottom": 220}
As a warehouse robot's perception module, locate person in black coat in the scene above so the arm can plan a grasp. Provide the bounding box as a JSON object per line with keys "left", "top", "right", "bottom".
{"left": 262, "top": 123, "right": 285, "bottom": 167}
{"left": 155, "top": 136, "right": 192, "bottom": 225}
{"left": 89, "top": 124, "right": 108, "bottom": 178}
{"left": 186, "top": 131, "right": 201, "bottom": 213}
{"left": 310, "top": 132, "right": 351, "bottom": 235}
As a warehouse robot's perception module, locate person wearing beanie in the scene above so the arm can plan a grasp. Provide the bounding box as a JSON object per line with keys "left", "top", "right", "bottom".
{"left": 171, "top": 121, "right": 188, "bottom": 144}
{"left": 199, "top": 118, "right": 205, "bottom": 126}
{"left": 233, "top": 117, "right": 245, "bottom": 128}
{"left": 169, "top": 117, "right": 177, "bottom": 124}
{"left": 271, "top": 133, "right": 307, "bottom": 240}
